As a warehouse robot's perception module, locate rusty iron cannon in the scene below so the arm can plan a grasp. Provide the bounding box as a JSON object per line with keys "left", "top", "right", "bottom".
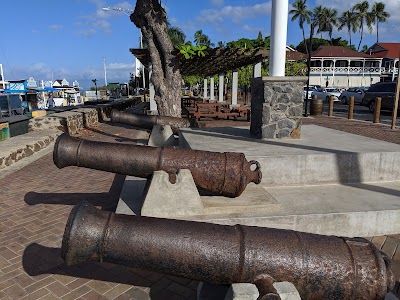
{"left": 62, "top": 201, "right": 395, "bottom": 300}
{"left": 53, "top": 133, "right": 261, "bottom": 197}
{"left": 110, "top": 109, "right": 192, "bottom": 134}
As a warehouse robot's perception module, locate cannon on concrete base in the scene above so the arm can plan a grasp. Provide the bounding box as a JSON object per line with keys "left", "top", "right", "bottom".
{"left": 53, "top": 133, "right": 262, "bottom": 198}
{"left": 62, "top": 201, "right": 395, "bottom": 300}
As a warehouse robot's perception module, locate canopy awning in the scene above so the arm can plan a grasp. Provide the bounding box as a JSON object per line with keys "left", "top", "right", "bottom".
{"left": 44, "top": 87, "right": 61, "bottom": 92}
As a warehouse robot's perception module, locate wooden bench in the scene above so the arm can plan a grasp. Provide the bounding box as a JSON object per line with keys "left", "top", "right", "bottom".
{"left": 190, "top": 102, "right": 249, "bottom": 121}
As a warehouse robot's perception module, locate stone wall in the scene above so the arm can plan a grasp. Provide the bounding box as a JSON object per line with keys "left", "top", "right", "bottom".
{"left": 29, "top": 111, "right": 84, "bottom": 134}
{"left": 250, "top": 77, "right": 306, "bottom": 139}
{"left": 72, "top": 108, "right": 99, "bottom": 128}
{"left": 28, "top": 108, "right": 101, "bottom": 134}
{"left": 0, "top": 131, "right": 60, "bottom": 170}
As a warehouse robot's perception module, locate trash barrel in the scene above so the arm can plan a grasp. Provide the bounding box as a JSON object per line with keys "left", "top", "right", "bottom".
{"left": 310, "top": 97, "right": 323, "bottom": 116}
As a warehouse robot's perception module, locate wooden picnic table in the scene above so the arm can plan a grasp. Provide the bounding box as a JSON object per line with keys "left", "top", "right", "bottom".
{"left": 189, "top": 101, "right": 249, "bottom": 121}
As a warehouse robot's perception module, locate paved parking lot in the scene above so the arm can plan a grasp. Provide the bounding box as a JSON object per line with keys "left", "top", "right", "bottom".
{"left": 315, "top": 101, "right": 400, "bottom": 127}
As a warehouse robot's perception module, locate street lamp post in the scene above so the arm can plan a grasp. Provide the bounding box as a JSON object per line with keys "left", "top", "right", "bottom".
{"left": 102, "top": 6, "right": 146, "bottom": 91}
{"left": 304, "top": 23, "right": 315, "bottom": 117}
{"left": 92, "top": 79, "right": 98, "bottom": 102}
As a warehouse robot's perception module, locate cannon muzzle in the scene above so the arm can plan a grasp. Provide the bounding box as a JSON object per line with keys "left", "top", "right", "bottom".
{"left": 62, "top": 202, "right": 395, "bottom": 300}
{"left": 53, "top": 133, "right": 261, "bottom": 197}
{"left": 110, "top": 109, "right": 191, "bottom": 134}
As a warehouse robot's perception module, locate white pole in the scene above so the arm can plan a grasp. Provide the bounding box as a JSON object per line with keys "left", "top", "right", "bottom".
{"left": 219, "top": 74, "right": 224, "bottom": 102}
{"left": 269, "top": 0, "right": 289, "bottom": 76}
{"left": 203, "top": 79, "right": 208, "bottom": 99}
{"left": 210, "top": 77, "right": 215, "bottom": 101}
{"left": 41, "top": 80, "right": 46, "bottom": 108}
{"left": 149, "top": 64, "right": 157, "bottom": 111}
{"left": 253, "top": 62, "right": 262, "bottom": 78}
{"left": 140, "top": 31, "right": 146, "bottom": 90}
{"left": 0, "top": 64, "right": 4, "bottom": 89}
{"left": 232, "top": 70, "right": 238, "bottom": 106}
{"left": 103, "top": 57, "right": 108, "bottom": 87}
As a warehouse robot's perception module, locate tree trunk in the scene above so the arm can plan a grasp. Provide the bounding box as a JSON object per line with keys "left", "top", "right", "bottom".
{"left": 131, "top": 0, "right": 182, "bottom": 117}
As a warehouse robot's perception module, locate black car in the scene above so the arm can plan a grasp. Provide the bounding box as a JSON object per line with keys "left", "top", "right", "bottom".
{"left": 361, "top": 82, "right": 399, "bottom": 113}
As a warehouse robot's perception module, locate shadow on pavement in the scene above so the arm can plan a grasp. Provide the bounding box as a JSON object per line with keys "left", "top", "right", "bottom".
{"left": 24, "top": 174, "right": 125, "bottom": 212}
{"left": 22, "top": 243, "right": 196, "bottom": 299}
{"left": 23, "top": 243, "right": 154, "bottom": 288}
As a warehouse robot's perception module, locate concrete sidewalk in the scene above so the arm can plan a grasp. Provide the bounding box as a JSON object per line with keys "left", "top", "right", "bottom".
{"left": 0, "top": 117, "right": 399, "bottom": 299}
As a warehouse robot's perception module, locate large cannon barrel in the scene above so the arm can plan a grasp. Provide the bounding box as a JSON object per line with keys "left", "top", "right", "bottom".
{"left": 62, "top": 201, "right": 395, "bottom": 300}
{"left": 53, "top": 133, "right": 261, "bottom": 197}
{"left": 110, "top": 109, "right": 191, "bottom": 134}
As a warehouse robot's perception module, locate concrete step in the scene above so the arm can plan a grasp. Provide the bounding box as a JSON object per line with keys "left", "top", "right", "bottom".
{"left": 179, "top": 125, "right": 400, "bottom": 186}
{"left": 116, "top": 172, "right": 400, "bottom": 238}
{"left": 184, "top": 181, "right": 400, "bottom": 237}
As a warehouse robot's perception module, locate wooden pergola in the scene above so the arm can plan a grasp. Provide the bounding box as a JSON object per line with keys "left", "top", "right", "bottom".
{"left": 129, "top": 47, "right": 269, "bottom": 77}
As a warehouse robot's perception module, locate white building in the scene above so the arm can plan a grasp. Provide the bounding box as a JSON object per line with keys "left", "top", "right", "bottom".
{"left": 308, "top": 46, "right": 383, "bottom": 88}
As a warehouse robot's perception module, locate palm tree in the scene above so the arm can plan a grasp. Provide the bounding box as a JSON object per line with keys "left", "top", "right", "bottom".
{"left": 338, "top": 10, "right": 358, "bottom": 47}
{"left": 312, "top": 5, "right": 325, "bottom": 39}
{"left": 194, "top": 30, "right": 214, "bottom": 47}
{"left": 289, "top": 0, "right": 312, "bottom": 54}
{"left": 321, "top": 8, "right": 338, "bottom": 45}
{"left": 194, "top": 30, "right": 206, "bottom": 46}
{"left": 165, "top": 19, "right": 186, "bottom": 47}
{"left": 352, "top": 1, "right": 374, "bottom": 51}
{"left": 168, "top": 26, "right": 186, "bottom": 47}
{"left": 371, "top": 2, "right": 390, "bottom": 43}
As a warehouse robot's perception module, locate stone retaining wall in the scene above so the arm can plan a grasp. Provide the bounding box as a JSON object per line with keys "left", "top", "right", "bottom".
{"left": 28, "top": 108, "right": 99, "bottom": 134}
{"left": 250, "top": 77, "right": 306, "bottom": 139}
{"left": 72, "top": 108, "right": 98, "bottom": 129}
{"left": 0, "top": 130, "right": 60, "bottom": 170}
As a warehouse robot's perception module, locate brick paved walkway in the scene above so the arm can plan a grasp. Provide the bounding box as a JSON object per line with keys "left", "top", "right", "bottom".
{"left": 0, "top": 122, "right": 198, "bottom": 300}
{"left": 0, "top": 117, "right": 399, "bottom": 299}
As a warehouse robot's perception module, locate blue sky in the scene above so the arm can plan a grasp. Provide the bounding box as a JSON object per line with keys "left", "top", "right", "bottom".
{"left": 0, "top": 0, "right": 399, "bottom": 90}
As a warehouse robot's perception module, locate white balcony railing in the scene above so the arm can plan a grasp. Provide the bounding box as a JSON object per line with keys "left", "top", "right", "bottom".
{"left": 381, "top": 67, "right": 398, "bottom": 75}
{"left": 310, "top": 67, "right": 385, "bottom": 74}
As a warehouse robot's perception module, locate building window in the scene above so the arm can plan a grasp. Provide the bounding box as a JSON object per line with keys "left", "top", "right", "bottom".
{"left": 350, "top": 61, "right": 362, "bottom": 67}
{"left": 310, "top": 60, "right": 322, "bottom": 67}
{"left": 335, "top": 60, "right": 348, "bottom": 67}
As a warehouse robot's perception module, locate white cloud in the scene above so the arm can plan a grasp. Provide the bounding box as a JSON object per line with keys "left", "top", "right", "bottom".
{"left": 108, "top": 62, "right": 135, "bottom": 70}
{"left": 210, "top": 0, "right": 224, "bottom": 6}
{"left": 197, "top": 2, "right": 272, "bottom": 25}
{"left": 77, "top": 1, "right": 134, "bottom": 36}
{"left": 48, "top": 25, "right": 64, "bottom": 31}
{"left": 77, "top": 28, "right": 97, "bottom": 37}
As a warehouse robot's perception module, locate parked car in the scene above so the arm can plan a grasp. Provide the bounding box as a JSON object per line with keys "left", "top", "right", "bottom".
{"left": 361, "top": 81, "right": 399, "bottom": 113}
{"left": 303, "top": 85, "right": 321, "bottom": 99}
{"left": 339, "top": 87, "right": 368, "bottom": 104}
{"left": 311, "top": 87, "right": 341, "bottom": 102}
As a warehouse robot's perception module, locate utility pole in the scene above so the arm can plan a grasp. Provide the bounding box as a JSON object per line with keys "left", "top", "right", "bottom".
{"left": 103, "top": 57, "right": 108, "bottom": 88}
